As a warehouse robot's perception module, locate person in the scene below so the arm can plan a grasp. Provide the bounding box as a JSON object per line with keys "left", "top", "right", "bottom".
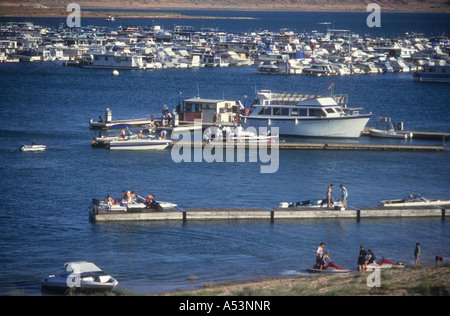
{"left": 340, "top": 184, "right": 348, "bottom": 208}
{"left": 145, "top": 194, "right": 158, "bottom": 209}
{"left": 105, "top": 195, "right": 115, "bottom": 207}
{"left": 138, "top": 130, "right": 143, "bottom": 139}
{"left": 366, "top": 249, "right": 377, "bottom": 265}
{"left": 98, "top": 116, "right": 103, "bottom": 123}
{"left": 316, "top": 242, "right": 325, "bottom": 266}
{"left": 320, "top": 251, "right": 332, "bottom": 269}
{"left": 414, "top": 243, "right": 421, "bottom": 267}
{"left": 119, "top": 128, "right": 126, "bottom": 140}
{"left": 326, "top": 184, "right": 334, "bottom": 208}
{"left": 435, "top": 256, "right": 443, "bottom": 266}
{"left": 358, "top": 245, "right": 368, "bottom": 271}
{"left": 130, "top": 191, "right": 137, "bottom": 202}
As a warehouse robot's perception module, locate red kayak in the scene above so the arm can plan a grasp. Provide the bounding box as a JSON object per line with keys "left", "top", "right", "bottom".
{"left": 308, "top": 262, "right": 351, "bottom": 274}
{"left": 366, "top": 258, "right": 406, "bottom": 270}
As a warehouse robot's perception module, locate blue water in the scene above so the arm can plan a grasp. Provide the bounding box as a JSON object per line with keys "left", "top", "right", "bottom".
{"left": 1, "top": 12, "right": 450, "bottom": 295}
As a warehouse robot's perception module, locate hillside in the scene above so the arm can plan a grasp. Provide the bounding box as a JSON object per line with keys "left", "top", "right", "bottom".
{"left": 2, "top": 0, "right": 450, "bottom": 13}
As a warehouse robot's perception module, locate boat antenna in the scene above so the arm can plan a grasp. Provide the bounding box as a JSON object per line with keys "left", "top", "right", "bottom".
{"left": 197, "top": 83, "right": 200, "bottom": 99}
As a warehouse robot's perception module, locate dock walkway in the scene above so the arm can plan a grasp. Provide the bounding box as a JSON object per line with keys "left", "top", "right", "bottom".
{"left": 90, "top": 205, "right": 449, "bottom": 222}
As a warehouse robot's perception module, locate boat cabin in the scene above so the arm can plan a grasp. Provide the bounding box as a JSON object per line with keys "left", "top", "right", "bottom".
{"left": 178, "top": 98, "right": 242, "bottom": 124}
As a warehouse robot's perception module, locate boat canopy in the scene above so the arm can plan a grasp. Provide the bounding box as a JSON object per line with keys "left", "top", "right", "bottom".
{"left": 296, "top": 97, "right": 338, "bottom": 107}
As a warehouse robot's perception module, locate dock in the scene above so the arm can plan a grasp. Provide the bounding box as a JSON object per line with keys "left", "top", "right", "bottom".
{"left": 169, "top": 142, "right": 445, "bottom": 152}
{"left": 89, "top": 205, "right": 449, "bottom": 222}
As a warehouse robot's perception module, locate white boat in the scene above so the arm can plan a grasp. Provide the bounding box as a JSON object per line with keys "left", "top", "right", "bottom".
{"left": 92, "top": 195, "right": 177, "bottom": 213}
{"left": 20, "top": 143, "right": 46, "bottom": 152}
{"left": 203, "top": 126, "right": 279, "bottom": 143}
{"left": 41, "top": 262, "right": 118, "bottom": 293}
{"left": 242, "top": 90, "right": 371, "bottom": 138}
{"left": 368, "top": 128, "right": 413, "bottom": 139}
{"left": 413, "top": 65, "right": 450, "bottom": 83}
{"left": 302, "top": 63, "right": 337, "bottom": 76}
{"left": 379, "top": 194, "right": 450, "bottom": 207}
{"left": 278, "top": 199, "right": 344, "bottom": 209}
{"left": 108, "top": 136, "right": 172, "bottom": 150}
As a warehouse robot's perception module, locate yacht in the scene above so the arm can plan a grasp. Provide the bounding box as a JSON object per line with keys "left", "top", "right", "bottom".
{"left": 302, "top": 63, "right": 337, "bottom": 76}
{"left": 413, "top": 65, "right": 450, "bottom": 83}
{"left": 242, "top": 90, "right": 372, "bottom": 138}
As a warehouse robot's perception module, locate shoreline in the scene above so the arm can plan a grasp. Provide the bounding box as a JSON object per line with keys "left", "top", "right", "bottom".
{"left": 153, "top": 264, "right": 450, "bottom": 296}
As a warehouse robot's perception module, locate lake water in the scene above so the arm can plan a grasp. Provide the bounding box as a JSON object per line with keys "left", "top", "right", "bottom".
{"left": 0, "top": 11, "right": 449, "bottom": 295}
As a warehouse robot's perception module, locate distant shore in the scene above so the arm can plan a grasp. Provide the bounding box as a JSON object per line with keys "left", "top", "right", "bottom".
{"left": 155, "top": 264, "right": 450, "bottom": 296}
{"left": 1, "top": 2, "right": 449, "bottom": 19}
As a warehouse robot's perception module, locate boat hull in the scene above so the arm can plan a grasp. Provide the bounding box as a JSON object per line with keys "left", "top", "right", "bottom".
{"left": 109, "top": 140, "right": 172, "bottom": 150}
{"left": 243, "top": 115, "right": 371, "bottom": 138}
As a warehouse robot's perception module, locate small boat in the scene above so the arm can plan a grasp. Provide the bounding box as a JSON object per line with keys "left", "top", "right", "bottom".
{"left": 108, "top": 138, "right": 172, "bottom": 150}
{"left": 368, "top": 128, "right": 413, "bottom": 139}
{"left": 203, "top": 126, "right": 279, "bottom": 143}
{"left": 91, "top": 195, "right": 177, "bottom": 213}
{"left": 41, "top": 261, "right": 118, "bottom": 293}
{"left": 366, "top": 258, "right": 406, "bottom": 270}
{"left": 278, "top": 199, "right": 344, "bottom": 209}
{"left": 379, "top": 194, "right": 450, "bottom": 207}
{"left": 308, "top": 262, "right": 351, "bottom": 274}
{"left": 20, "top": 143, "right": 46, "bottom": 152}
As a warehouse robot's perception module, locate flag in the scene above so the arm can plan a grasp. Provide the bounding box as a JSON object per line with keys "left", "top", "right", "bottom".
{"left": 328, "top": 83, "right": 334, "bottom": 90}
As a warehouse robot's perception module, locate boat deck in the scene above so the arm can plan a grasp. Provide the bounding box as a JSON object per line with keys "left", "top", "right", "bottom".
{"left": 90, "top": 205, "right": 449, "bottom": 222}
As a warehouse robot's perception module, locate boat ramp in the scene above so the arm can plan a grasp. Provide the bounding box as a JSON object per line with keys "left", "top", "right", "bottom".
{"left": 90, "top": 205, "right": 449, "bottom": 222}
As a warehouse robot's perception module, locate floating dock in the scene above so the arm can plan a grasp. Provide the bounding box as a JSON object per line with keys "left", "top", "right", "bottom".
{"left": 90, "top": 205, "right": 449, "bottom": 222}
{"left": 169, "top": 142, "right": 445, "bottom": 152}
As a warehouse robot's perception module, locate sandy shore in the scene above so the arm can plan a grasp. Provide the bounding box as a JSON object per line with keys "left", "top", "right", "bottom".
{"left": 157, "top": 265, "right": 449, "bottom": 296}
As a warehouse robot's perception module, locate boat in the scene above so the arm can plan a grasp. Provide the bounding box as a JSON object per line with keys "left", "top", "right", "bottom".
{"left": 413, "top": 65, "right": 450, "bottom": 83}
{"left": 20, "top": 143, "right": 46, "bottom": 152}
{"left": 302, "top": 63, "right": 337, "bottom": 76}
{"left": 366, "top": 258, "right": 406, "bottom": 270}
{"left": 203, "top": 126, "right": 279, "bottom": 143}
{"left": 308, "top": 262, "right": 351, "bottom": 274}
{"left": 278, "top": 199, "right": 344, "bottom": 209}
{"left": 368, "top": 128, "right": 413, "bottom": 139}
{"left": 379, "top": 194, "right": 450, "bottom": 207}
{"left": 242, "top": 90, "right": 372, "bottom": 138}
{"left": 108, "top": 136, "right": 172, "bottom": 150}
{"left": 91, "top": 194, "right": 177, "bottom": 213}
{"left": 41, "top": 261, "right": 118, "bottom": 293}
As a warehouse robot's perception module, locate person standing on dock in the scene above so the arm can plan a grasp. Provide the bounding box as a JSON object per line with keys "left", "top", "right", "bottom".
{"left": 414, "top": 243, "right": 422, "bottom": 267}
{"left": 326, "top": 184, "right": 334, "bottom": 208}
{"left": 340, "top": 184, "right": 348, "bottom": 208}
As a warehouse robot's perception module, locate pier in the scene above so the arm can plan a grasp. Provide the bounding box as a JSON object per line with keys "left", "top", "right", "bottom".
{"left": 90, "top": 205, "right": 449, "bottom": 222}
{"left": 169, "top": 142, "right": 445, "bottom": 152}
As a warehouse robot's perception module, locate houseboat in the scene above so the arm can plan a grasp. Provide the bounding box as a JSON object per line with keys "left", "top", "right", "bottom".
{"left": 241, "top": 90, "right": 371, "bottom": 138}
{"left": 413, "top": 65, "right": 450, "bottom": 83}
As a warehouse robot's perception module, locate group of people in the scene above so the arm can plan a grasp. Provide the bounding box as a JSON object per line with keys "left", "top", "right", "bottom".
{"left": 325, "top": 184, "right": 348, "bottom": 209}
{"left": 315, "top": 242, "right": 444, "bottom": 271}
{"left": 104, "top": 191, "right": 159, "bottom": 209}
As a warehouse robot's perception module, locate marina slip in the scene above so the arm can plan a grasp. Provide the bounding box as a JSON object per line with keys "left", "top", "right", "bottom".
{"left": 0, "top": 10, "right": 449, "bottom": 296}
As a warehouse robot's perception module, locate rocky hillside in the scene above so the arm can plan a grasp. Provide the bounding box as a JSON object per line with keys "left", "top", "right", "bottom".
{"left": 2, "top": 0, "right": 450, "bottom": 12}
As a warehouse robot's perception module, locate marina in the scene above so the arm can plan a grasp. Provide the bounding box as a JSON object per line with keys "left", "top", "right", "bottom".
{"left": 0, "top": 11, "right": 449, "bottom": 296}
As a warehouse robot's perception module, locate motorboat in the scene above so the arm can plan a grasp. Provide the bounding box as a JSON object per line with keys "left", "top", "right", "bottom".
{"left": 278, "top": 199, "right": 344, "bottom": 209}
{"left": 203, "top": 125, "right": 279, "bottom": 143}
{"left": 368, "top": 128, "right": 413, "bottom": 139}
{"left": 242, "top": 90, "right": 371, "bottom": 138}
{"left": 379, "top": 194, "right": 450, "bottom": 207}
{"left": 366, "top": 258, "right": 406, "bottom": 270}
{"left": 41, "top": 261, "right": 118, "bottom": 293}
{"left": 413, "top": 65, "right": 450, "bottom": 83}
{"left": 20, "top": 143, "right": 46, "bottom": 152}
{"left": 91, "top": 194, "right": 178, "bottom": 214}
{"left": 108, "top": 137, "right": 172, "bottom": 150}
{"left": 308, "top": 262, "right": 351, "bottom": 274}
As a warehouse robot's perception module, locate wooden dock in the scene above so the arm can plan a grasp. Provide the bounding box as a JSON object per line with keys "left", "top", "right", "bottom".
{"left": 90, "top": 205, "right": 449, "bottom": 222}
